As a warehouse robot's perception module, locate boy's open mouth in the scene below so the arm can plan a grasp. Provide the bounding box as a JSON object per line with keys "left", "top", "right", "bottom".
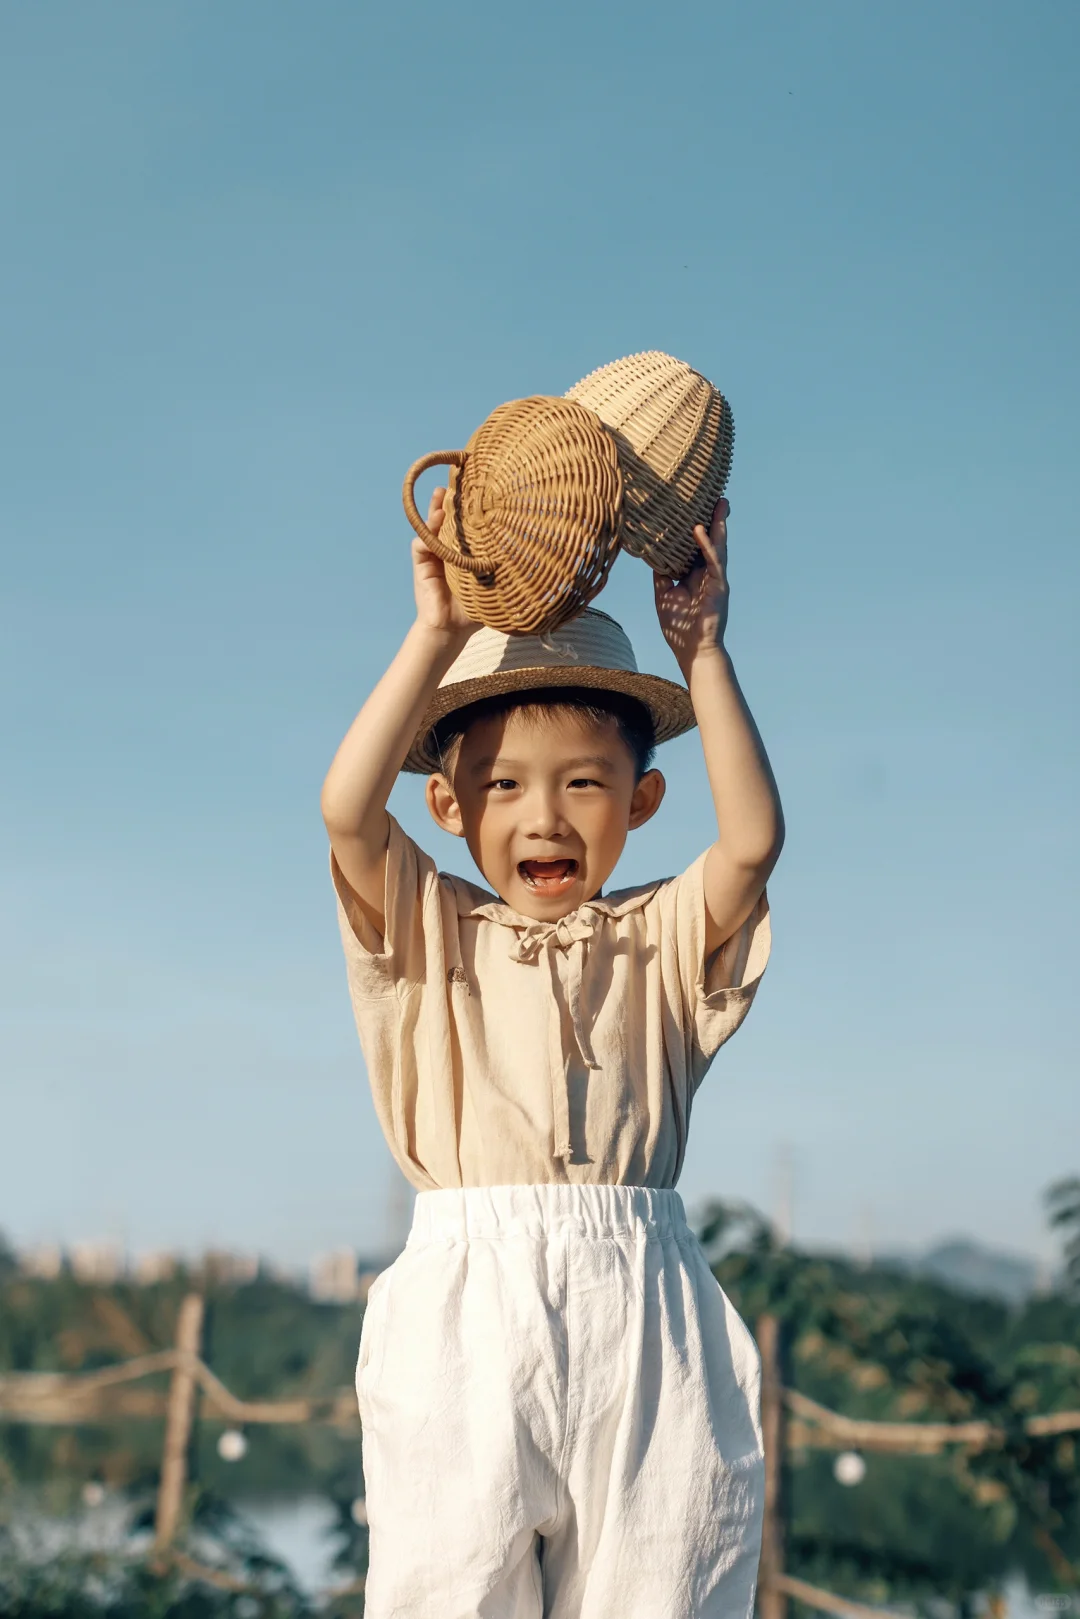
{"left": 518, "top": 858, "right": 579, "bottom": 894}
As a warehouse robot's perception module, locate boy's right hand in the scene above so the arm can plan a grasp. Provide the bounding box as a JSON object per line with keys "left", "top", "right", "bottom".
{"left": 413, "top": 488, "right": 480, "bottom": 642}
{"left": 322, "top": 487, "right": 479, "bottom": 932}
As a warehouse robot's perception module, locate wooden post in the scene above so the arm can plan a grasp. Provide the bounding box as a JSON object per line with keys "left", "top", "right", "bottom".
{"left": 154, "top": 1293, "right": 204, "bottom": 1553}
{"left": 756, "top": 1312, "right": 787, "bottom": 1619}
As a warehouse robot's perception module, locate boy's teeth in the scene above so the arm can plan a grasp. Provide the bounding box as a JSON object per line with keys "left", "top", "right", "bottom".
{"left": 521, "top": 859, "right": 575, "bottom": 882}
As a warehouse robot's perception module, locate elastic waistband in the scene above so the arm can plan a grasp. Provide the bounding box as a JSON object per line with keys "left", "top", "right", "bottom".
{"left": 408, "top": 1184, "right": 689, "bottom": 1245}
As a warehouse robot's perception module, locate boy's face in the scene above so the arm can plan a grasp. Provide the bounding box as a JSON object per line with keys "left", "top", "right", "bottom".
{"left": 425, "top": 706, "right": 665, "bottom": 920}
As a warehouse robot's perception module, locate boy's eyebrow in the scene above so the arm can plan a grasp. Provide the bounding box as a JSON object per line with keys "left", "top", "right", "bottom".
{"left": 467, "top": 755, "right": 522, "bottom": 775}
{"left": 468, "top": 752, "right": 619, "bottom": 775}
{"left": 561, "top": 754, "right": 620, "bottom": 771}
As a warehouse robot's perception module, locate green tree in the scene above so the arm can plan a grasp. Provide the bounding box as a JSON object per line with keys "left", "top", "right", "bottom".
{"left": 1046, "top": 1177, "right": 1080, "bottom": 1298}
{"left": 698, "top": 1200, "right": 1080, "bottom": 1612}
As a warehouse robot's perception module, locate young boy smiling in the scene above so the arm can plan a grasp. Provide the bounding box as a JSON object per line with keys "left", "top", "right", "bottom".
{"left": 322, "top": 487, "right": 783, "bottom": 1618}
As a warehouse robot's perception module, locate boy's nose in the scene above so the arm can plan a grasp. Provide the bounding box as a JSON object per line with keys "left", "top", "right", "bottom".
{"left": 521, "top": 792, "right": 565, "bottom": 839}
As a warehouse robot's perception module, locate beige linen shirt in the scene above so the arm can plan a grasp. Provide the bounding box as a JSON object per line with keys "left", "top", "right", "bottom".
{"left": 334, "top": 815, "right": 771, "bottom": 1191}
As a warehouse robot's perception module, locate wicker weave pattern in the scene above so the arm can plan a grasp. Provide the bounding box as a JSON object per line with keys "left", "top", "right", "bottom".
{"left": 402, "top": 397, "right": 623, "bottom": 636}
{"left": 566, "top": 351, "right": 734, "bottom": 578}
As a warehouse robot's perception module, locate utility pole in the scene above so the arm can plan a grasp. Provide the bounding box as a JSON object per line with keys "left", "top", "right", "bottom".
{"left": 856, "top": 1203, "right": 876, "bottom": 1269}
{"left": 756, "top": 1313, "right": 787, "bottom": 1619}
{"left": 773, "top": 1144, "right": 794, "bottom": 1248}
{"left": 153, "top": 1293, "right": 205, "bottom": 1555}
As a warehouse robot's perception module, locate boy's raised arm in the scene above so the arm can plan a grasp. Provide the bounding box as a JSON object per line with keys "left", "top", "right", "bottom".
{"left": 320, "top": 489, "right": 477, "bottom": 934}
{"left": 654, "top": 499, "right": 785, "bottom": 957}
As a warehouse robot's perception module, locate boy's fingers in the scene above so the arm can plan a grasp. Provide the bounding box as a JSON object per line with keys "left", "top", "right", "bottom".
{"left": 709, "top": 498, "right": 730, "bottom": 554}
{"left": 694, "top": 524, "right": 722, "bottom": 573}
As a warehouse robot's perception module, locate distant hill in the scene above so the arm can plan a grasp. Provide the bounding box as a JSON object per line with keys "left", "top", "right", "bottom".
{"left": 880, "top": 1237, "right": 1044, "bottom": 1305}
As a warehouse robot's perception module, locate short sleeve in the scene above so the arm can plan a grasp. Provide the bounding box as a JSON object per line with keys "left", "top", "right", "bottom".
{"left": 331, "top": 814, "right": 438, "bottom": 1000}
{"left": 658, "top": 850, "right": 772, "bottom": 1080}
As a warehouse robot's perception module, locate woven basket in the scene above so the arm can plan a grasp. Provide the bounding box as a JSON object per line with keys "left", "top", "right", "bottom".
{"left": 402, "top": 396, "right": 623, "bottom": 636}
{"left": 565, "top": 351, "right": 734, "bottom": 578}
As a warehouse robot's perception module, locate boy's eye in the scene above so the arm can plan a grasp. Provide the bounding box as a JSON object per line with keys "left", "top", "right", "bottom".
{"left": 569, "top": 777, "right": 602, "bottom": 789}
{"left": 488, "top": 778, "right": 519, "bottom": 792}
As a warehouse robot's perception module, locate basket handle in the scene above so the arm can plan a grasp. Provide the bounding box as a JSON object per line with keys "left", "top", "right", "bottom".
{"left": 402, "top": 452, "right": 496, "bottom": 577}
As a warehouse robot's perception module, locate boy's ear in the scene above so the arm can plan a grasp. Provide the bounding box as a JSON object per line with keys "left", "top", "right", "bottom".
{"left": 426, "top": 773, "right": 466, "bottom": 837}
{"left": 628, "top": 768, "right": 665, "bottom": 830}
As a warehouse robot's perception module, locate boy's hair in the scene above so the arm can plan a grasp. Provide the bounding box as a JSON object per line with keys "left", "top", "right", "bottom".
{"left": 430, "top": 686, "right": 657, "bottom": 782}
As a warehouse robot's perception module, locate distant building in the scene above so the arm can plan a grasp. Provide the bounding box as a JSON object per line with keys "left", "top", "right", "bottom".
{"left": 200, "top": 1250, "right": 259, "bottom": 1286}
{"left": 310, "top": 1249, "right": 361, "bottom": 1303}
{"left": 20, "top": 1244, "right": 63, "bottom": 1280}
{"left": 133, "top": 1251, "right": 178, "bottom": 1285}
{"left": 69, "top": 1242, "right": 123, "bottom": 1285}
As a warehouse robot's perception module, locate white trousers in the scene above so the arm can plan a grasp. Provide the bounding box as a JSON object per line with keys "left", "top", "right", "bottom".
{"left": 357, "top": 1184, "right": 764, "bottom": 1619}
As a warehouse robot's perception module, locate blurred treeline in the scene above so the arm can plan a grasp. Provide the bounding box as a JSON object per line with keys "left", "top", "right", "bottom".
{"left": 0, "top": 1249, "right": 369, "bottom": 1616}
{"left": 0, "top": 1183, "right": 1078, "bottom": 1616}
{"left": 702, "top": 1193, "right": 1080, "bottom": 1610}
{"left": 0, "top": 1248, "right": 366, "bottom": 1508}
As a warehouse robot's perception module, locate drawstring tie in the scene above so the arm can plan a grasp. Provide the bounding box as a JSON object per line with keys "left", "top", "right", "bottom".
{"left": 510, "top": 911, "right": 602, "bottom": 1162}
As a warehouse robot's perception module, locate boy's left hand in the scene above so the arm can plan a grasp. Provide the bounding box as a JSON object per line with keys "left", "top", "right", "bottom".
{"left": 653, "top": 498, "right": 730, "bottom": 677}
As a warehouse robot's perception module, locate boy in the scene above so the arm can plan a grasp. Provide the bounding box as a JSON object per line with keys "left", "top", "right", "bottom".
{"left": 322, "top": 488, "right": 783, "bottom": 1618}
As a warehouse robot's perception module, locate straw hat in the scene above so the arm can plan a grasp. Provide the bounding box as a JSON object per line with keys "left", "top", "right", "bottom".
{"left": 403, "top": 608, "right": 696, "bottom": 774}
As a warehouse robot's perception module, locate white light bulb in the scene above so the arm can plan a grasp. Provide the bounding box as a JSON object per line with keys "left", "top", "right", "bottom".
{"left": 834, "top": 1450, "right": 867, "bottom": 1487}
{"left": 217, "top": 1428, "right": 248, "bottom": 1462}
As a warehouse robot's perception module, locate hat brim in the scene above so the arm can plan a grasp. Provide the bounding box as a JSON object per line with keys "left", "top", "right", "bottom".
{"left": 403, "top": 665, "right": 697, "bottom": 774}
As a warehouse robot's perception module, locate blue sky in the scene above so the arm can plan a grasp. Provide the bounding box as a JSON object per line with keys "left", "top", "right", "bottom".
{"left": 1, "top": 1, "right": 1076, "bottom": 1268}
